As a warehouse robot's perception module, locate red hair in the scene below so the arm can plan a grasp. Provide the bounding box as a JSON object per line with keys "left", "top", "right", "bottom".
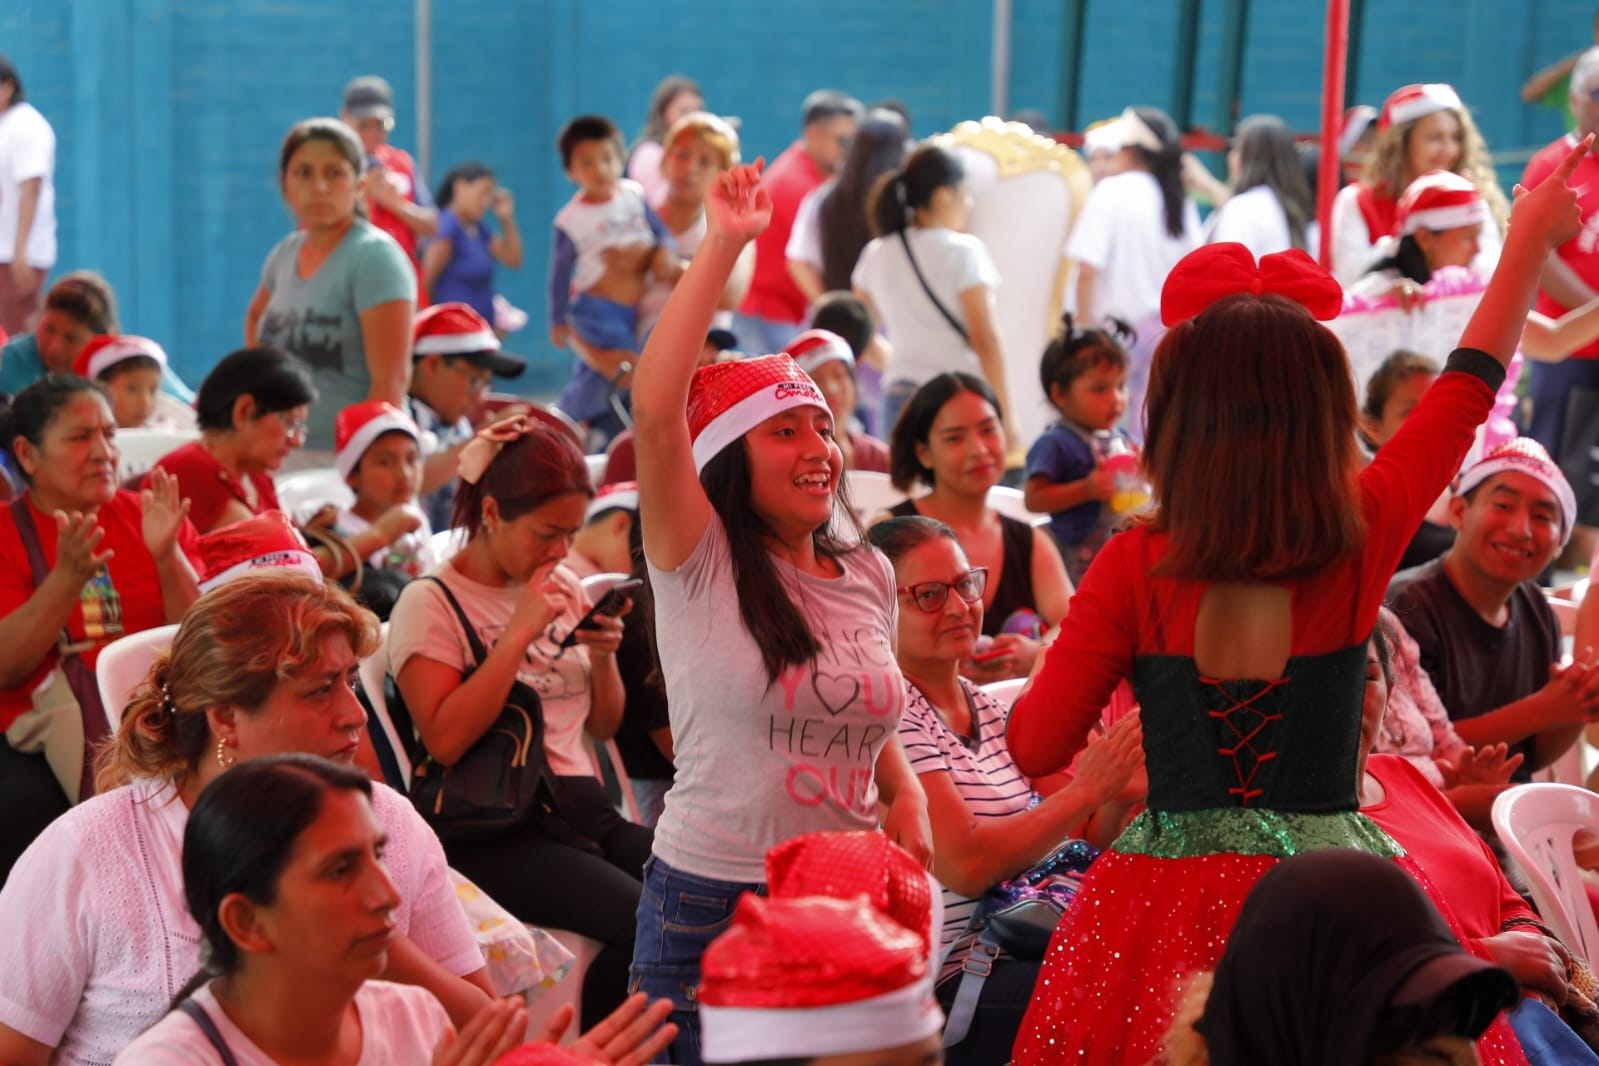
{"left": 1143, "top": 294, "right": 1365, "bottom": 581}
{"left": 451, "top": 425, "right": 592, "bottom": 536}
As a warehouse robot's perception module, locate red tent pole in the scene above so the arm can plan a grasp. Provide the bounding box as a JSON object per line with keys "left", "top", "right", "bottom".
{"left": 1317, "top": 0, "right": 1350, "bottom": 270}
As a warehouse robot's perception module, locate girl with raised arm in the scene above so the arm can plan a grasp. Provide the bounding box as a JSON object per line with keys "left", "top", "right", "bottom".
{"left": 628, "top": 161, "right": 931, "bottom": 1065}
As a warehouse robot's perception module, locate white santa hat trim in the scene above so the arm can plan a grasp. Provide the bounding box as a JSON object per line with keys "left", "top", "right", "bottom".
{"left": 690, "top": 379, "right": 828, "bottom": 473}
{"left": 198, "top": 550, "right": 323, "bottom": 593}
{"left": 785, "top": 329, "right": 855, "bottom": 377}
{"left": 78, "top": 336, "right": 168, "bottom": 380}
{"left": 585, "top": 484, "right": 639, "bottom": 523}
{"left": 414, "top": 328, "right": 501, "bottom": 356}
{"left": 1398, "top": 171, "right": 1487, "bottom": 236}
{"left": 1381, "top": 83, "right": 1462, "bottom": 131}
{"left": 700, "top": 982, "right": 943, "bottom": 1064}
{"left": 1456, "top": 440, "right": 1577, "bottom": 546}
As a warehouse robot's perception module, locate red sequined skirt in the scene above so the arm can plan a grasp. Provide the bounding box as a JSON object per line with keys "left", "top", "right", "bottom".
{"left": 1010, "top": 845, "right": 1529, "bottom": 1065}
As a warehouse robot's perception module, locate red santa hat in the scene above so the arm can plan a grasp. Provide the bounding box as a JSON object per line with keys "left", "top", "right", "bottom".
{"left": 413, "top": 302, "right": 526, "bottom": 378}
{"left": 1379, "top": 83, "right": 1462, "bottom": 132}
{"left": 335, "top": 400, "right": 421, "bottom": 480}
{"left": 1457, "top": 437, "right": 1577, "bottom": 546}
{"left": 784, "top": 328, "right": 855, "bottom": 379}
{"left": 490, "top": 1043, "right": 592, "bottom": 1066}
{"left": 686, "top": 354, "right": 827, "bottom": 473}
{"left": 698, "top": 894, "right": 943, "bottom": 1063}
{"left": 74, "top": 335, "right": 168, "bottom": 381}
{"left": 764, "top": 830, "right": 938, "bottom": 957}
{"left": 1396, "top": 170, "right": 1487, "bottom": 237}
{"left": 198, "top": 511, "right": 322, "bottom": 592}
{"left": 584, "top": 480, "right": 638, "bottom": 524}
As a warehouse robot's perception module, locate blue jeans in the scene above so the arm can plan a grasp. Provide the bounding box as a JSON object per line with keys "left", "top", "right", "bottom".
{"left": 731, "top": 312, "right": 802, "bottom": 356}
{"left": 630, "top": 854, "right": 764, "bottom": 1065}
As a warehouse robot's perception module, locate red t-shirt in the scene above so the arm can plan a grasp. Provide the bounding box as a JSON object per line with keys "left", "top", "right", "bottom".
{"left": 0, "top": 490, "right": 201, "bottom": 729}
{"left": 150, "top": 441, "right": 281, "bottom": 534}
{"left": 738, "top": 141, "right": 826, "bottom": 325}
{"left": 1362, "top": 755, "right": 1535, "bottom": 939}
{"left": 1009, "top": 359, "right": 1498, "bottom": 776}
{"left": 369, "top": 144, "right": 428, "bottom": 305}
{"left": 1525, "top": 135, "right": 1599, "bottom": 359}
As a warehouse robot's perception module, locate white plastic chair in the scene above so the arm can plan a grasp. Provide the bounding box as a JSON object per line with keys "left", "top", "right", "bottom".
{"left": 116, "top": 429, "right": 199, "bottom": 480}
{"left": 986, "top": 484, "right": 1049, "bottom": 528}
{"left": 584, "top": 454, "right": 607, "bottom": 486}
{"left": 980, "top": 677, "right": 1027, "bottom": 708}
{"left": 95, "top": 624, "right": 180, "bottom": 731}
{"left": 844, "top": 470, "right": 913, "bottom": 524}
{"left": 580, "top": 572, "right": 633, "bottom": 601}
{"left": 358, "top": 623, "right": 413, "bottom": 792}
{"left": 429, "top": 527, "right": 468, "bottom": 565}
{"left": 1492, "top": 782, "right": 1599, "bottom": 965}
{"left": 274, "top": 467, "right": 354, "bottom": 523}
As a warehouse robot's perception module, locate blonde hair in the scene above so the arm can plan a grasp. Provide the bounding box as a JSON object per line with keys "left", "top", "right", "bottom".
{"left": 94, "top": 571, "right": 380, "bottom": 794}
{"left": 662, "top": 110, "right": 741, "bottom": 171}
{"left": 1362, "top": 106, "right": 1508, "bottom": 234}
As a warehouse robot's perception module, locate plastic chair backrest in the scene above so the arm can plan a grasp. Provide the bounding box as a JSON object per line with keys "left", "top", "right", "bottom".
{"left": 429, "top": 527, "right": 467, "bottom": 565}
{"left": 116, "top": 429, "right": 200, "bottom": 480}
{"left": 986, "top": 484, "right": 1049, "bottom": 528}
{"left": 980, "top": 677, "right": 1027, "bottom": 708}
{"left": 1492, "top": 782, "right": 1599, "bottom": 965}
{"left": 358, "top": 622, "right": 412, "bottom": 792}
{"left": 584, "top": 454, "right": 607, "bottom": 486}
{"left": 580, "top": 572, "right": 633, "bottom": 601}
{"left": 96, "top": 624, "right": 181, "bottom": 732}
{"left": 844, "top": 470, "right": 913, "bottom": 525}
{"left": 274, "top": 467, "right": 354, "bottom": 524}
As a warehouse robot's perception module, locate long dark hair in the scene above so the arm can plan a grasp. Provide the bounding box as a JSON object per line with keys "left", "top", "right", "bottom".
{"left": 1128, "top": 106, "right": 1186, "bottom": 238}
{"left": 636, "top": 75, "right": 701, "bottom": 148}
{"left": 1371, "top": 234, "right": 1434, "bottom": 284}
{"left": 177, "top": 755, "right": 373, "bottom": 999}
{"left": 698, "top": 440, "right": 864, "bottom": 686}
{"left": 1231, "top": 115, "right": 1312, "bottom": 251}
{"left": 0, "top": 374, "right": 108, "bottom": 485}
{"left": 817, "top": 109, "right": 909, "bottom": 291}
{"left": 868, "top": 144, "right": 965, "bottom": 237}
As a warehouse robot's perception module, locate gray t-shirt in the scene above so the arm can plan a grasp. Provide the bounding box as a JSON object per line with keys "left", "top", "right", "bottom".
{"left": 649, "top": 515, "right": 904, "bottom": 883}
{"left": 256, "top": 219, "right": 415, "bottom": 449}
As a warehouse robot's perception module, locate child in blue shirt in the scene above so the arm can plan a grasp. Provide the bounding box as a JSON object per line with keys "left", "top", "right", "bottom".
{"left": 1022, "top": 315, "right": 1135, "bottom": 583}
{"left": 547, "top": 115, "right": 682, "bottom": 443}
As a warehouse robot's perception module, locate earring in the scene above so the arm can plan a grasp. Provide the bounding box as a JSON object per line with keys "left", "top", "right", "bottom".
{"left": 216, "top": 738, "right": 236, "bottom": 770}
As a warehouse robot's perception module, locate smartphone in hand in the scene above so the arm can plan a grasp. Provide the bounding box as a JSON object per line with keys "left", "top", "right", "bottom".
{"left": 557, "top": 579, "right": 642, "bottom": 650}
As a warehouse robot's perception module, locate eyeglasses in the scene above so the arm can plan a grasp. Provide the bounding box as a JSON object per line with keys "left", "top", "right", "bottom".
{"left": 271, "top": 411, "right": 309, "bottom": 441}
{"left": 448, "top": 360, "right": 494, "bottom": 393}
{"left": 897, "top": 567, "right": 988, "bottom": 614}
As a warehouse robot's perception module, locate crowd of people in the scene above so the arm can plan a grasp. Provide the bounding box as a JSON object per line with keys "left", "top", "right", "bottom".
{"left": 5, "top": 32, "right": 1599, "bottom": 1064}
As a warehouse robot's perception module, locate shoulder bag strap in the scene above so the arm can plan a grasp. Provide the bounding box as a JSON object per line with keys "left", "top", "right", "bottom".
{"left": 941, "top": 927, "right": 1001, "bottom": 1048}
{"left": 898, "top": 230, "right": 970, "bottom": 345}
{"left": 176, "top": 999, "right": 241, "bottom": 1066}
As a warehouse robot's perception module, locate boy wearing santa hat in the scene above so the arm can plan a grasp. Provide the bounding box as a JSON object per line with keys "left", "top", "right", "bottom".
{"left": 332, "top": 400, "right": 433, "bottom": 577}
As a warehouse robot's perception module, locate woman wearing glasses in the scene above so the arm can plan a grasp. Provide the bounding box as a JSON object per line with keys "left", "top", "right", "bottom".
{"left": 150, "top": 347, "right": 315, "bottom": 534}
{"left": 865, "top": 514, "right": 1143, "bottom": 1064}
{"left": 245, "top": 118, "right": 417, "bottom": 453}
{"left": 884, "top": 372, "right": 1074, "bottom": 681}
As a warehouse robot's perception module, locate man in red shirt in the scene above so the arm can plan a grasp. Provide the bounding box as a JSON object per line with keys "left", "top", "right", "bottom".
{"left": 733, "top": 89, "right": 862, "bottom": 355}
{"left": 1523, "top": 46, "right": 1599, "bottom": 560}
{"left": 340, "top": 75, "right": 438, "bottom": 300}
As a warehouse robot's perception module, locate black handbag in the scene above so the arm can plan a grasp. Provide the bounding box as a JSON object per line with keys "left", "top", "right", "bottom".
{"left": 403, "top": 576, "right": 558, "bottom": 842}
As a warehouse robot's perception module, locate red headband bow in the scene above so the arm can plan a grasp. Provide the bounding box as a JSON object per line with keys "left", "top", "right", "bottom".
{"left": 1159, "top": 243, "right": 1344, "bottom": 327}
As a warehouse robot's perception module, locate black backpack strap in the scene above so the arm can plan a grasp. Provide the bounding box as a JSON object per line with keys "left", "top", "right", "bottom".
{"left": 177, "top": 999, "right": 240, "bottom": 1066}
{"left": 414, "top": 575, "right": 490, "bottom": 667}
{"left": 898, "top": 230, "right": 970, "bottom": 345}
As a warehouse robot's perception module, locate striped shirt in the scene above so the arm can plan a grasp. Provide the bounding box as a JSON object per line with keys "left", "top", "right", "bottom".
{"left": 899, "top": 678, "right": 1036, "bottom": 982}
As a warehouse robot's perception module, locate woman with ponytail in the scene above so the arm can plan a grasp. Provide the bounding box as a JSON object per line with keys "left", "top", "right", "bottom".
{"left": 1066, "top": 105, "right": 1201, "bottom": 436}
{"left": 114, "top": 755, "right": 677, "bottom": 1065}
{"left": 852, "top": 143, "right": 1010, "bottom": 434}
{"left": 0, "top": 572, "right": 493, "bottom": 1065}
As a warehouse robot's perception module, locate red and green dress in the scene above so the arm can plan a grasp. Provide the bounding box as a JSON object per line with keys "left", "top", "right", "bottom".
{"left": 1006, "top": 348, "right": 1527, "bottom": 1065}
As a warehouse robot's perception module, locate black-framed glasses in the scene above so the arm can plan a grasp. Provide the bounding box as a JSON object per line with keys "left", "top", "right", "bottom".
{"left": 897, "top": 567, "right": 988, "bottom": 614}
